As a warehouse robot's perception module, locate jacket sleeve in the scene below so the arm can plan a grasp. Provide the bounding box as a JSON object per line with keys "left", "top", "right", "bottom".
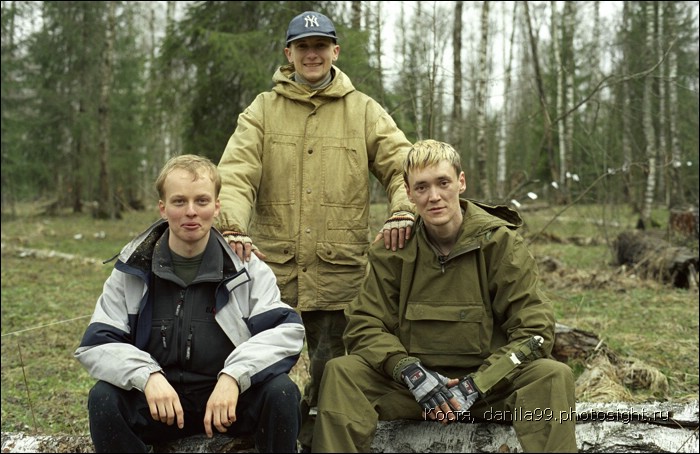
{"left": 343, "top": 243, "right": 410, "bottom": 380}
{"left": 219, "top": 254, "right": 305, "bottom": 393}
{"left": 73, "top": 269, "right": 162, "bottom": 392}
{"left": 478, "top": 227, "right": 556, "bottom": 383}
{"left": 216, "top": 95, "right": 266, "bottom": 233}
{"left": 365, "top": 100, "right": 414, "bottom": 215}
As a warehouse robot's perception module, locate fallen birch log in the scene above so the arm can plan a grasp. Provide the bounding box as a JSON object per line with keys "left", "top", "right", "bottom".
{"left": 2, "top": 400, "right": 697, "bottom": 453}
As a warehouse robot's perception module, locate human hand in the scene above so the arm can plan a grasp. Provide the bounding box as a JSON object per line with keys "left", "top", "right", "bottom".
{"left": 204, "top": 374, "right": 240, "bottom": 438}
{"left": 401, "top": 362, "right": 458, "bottom": 424}
{"left": 375, "top": 211, "right": 414, "bottom": 251}
{"left": 450, "top": 375, "right": 481, "bottom": 412}
{"left": 223, "top": 231, "right": 267, "bottom": 262}
{"left": 144, "top": 372, "right": 184, "bottom": 429}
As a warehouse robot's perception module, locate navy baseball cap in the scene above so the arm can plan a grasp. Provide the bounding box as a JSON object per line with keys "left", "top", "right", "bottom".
{"left": 286, "top": 11, "right": 337, "bottom": 46}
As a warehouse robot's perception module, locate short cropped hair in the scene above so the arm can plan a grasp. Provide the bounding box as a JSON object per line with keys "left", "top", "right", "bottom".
{"left": 403, "top": 140, "right": 462, "bottom": 185}
{"left": 155, "top": 154, "right": 221, "bottom": 200}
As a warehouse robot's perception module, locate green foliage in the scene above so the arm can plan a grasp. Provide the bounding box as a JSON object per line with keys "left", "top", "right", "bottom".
{"left": 158, "top": 1, "right": 346, "bottom": 163}
{"left": 3, "top": 2, "right": 697, "bottom": 215}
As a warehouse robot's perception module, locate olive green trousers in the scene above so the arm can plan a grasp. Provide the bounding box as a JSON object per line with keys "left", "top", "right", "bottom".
{"left": 312, "top": 354, "right": 577, "bottom": 453}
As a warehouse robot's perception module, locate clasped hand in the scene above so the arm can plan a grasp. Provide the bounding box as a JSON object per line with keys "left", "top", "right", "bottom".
{"left": 401, "top": 362, "right": 480, "bottom": 425}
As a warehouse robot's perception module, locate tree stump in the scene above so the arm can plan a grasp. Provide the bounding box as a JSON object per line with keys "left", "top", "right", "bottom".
{"left": 669, "top": 208, "right": 699, "bottom": 239}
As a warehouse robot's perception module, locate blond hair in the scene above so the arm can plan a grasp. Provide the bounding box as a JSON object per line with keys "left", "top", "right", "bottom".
{"left": 403, "top": 139, "right": 462, "bottom": 184}
{"left": 155, "top": 154, "right": 221, "bottom": 199}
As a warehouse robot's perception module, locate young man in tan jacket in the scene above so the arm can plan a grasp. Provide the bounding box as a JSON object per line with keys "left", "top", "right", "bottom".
{"left": 216, "top": 11, "right": 415, "bottom": 450}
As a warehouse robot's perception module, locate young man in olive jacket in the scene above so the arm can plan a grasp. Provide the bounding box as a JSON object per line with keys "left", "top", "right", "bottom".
{"left": 216, "top": 11, "right": 415, "bottom": 450}
{"left": 312, "top": 140, "right": 577, "bottom": 452}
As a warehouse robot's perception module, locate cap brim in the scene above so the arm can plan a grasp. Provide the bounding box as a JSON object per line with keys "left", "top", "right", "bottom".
{"left": 287, "top": 32, "right": 337, "bottom": 45}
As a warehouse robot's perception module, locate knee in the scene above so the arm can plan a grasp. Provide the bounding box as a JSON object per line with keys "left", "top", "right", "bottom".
{"left": 323, "top": 355, "right": 359, "bottom": 379}
{"left": 88, "top": 381, "right": 122, "bottom": 423}
{"left": 528, "top": 359, "right": 576, "bottom": 401}
{"left": 264, "top": 374, "right": 301, "bottom": 404}
{"left": 545, "top": 359, "right": 575, "bottom": 386}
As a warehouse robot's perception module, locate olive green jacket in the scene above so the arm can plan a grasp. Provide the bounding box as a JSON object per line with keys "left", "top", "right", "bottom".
{"left": 344, "top": 199, "right": 556, "bottom": 388}
{"left": 217, "top": 64, "right": 413, "bottom": 311}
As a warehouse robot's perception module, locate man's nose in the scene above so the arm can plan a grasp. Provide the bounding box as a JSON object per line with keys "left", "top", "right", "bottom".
{"left": 428, "top": 186, "right": 441, "bottom": 200}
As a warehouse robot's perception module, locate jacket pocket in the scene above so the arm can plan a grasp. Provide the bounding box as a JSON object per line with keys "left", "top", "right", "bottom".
{"left": 315, "top": 242, "right": 368, "bottom": 303}
{"left": 321, "top": 146, "right": 368, "bottom": 208}
{"left": 258, "top": 140, "right": 297, "bottom": 205}
{"left": 405, "top": 303, "right": 486, "bottom": 355}
{"left": 260, "top": 239, "right": 297, "bottom": 287}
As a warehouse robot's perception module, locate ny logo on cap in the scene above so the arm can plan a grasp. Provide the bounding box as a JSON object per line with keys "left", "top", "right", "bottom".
{"left": 304, "top": 14, "right": 320, "bottom": 28}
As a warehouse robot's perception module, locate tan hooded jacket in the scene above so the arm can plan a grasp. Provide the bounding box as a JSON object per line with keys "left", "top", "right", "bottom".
{"left": 217, "top": 64, "right": 413, "bottom": 311}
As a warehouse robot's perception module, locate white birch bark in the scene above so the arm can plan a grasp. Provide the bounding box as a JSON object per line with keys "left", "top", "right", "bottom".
{"left": 496, "top": 1, "right": 517, "bottom": 200}
{"left": 641, "top": 2, "right": 658, "bottom": 227}
{"left": 475, "top": 0, "right": 491, "bottom": 201}
{"left": 552, "top": 2, "right": 567, "bottom": 191}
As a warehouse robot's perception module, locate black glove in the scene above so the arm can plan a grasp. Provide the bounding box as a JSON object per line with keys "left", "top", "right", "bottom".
{"left": 451, "top": 375, "right": 481, "bottom": 411}
{"left": 401, "top": 362, "right": 454, "bottom": 413}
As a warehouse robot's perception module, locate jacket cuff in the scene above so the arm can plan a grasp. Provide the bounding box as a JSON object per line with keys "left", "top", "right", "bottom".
{"left": 387, "top": 355, "right": 420, "bottom": 383}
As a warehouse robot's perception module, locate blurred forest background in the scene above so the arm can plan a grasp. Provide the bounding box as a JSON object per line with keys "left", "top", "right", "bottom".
{"left": 1, "top": 0, "right": 698, "bottom": 223}
{"left": 1, "top": 1, "right": 699, "bottom": 437}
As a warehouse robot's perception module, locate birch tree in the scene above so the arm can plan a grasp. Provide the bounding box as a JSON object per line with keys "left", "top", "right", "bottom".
{"left": 620, "top": 1, "right": 633, "bottom": 199}
{"left": 475, "top": 1, "right": 492, "bottom": 201}
{"left": 552, "top": 1, "right": 567, "bottom": 199}
{"left": 563, "top": 1, "right": 576, "bottom": 203}
{"left": 666, "top": 2, "right": 685, "bottom": 207}
{"left": 640, "top": 1, "right": 658, "bottom": 228}
{"left": 496, "top": 1, "right": 517, "bottom": 200}
{"left": 657, "top": 2, "right": 667, "bottom": 204}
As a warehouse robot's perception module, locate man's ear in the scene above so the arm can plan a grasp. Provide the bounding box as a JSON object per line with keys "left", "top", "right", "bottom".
{"left": 159, "top": 200, "right": 167, "bottom": 219}
{"left": 459, "top": 171, "right": 467, "bottom": 194}
{"left": 333, "top": 44, "right": 340, "bottom": 61}
{"left": 405, "top": 181, "right": 415, "bottom": 203}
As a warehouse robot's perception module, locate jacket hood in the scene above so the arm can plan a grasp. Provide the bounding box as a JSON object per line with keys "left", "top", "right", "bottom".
{"left": 460, "top": 198, "right": 523, "bottom": 238}
{"left": 272, "top": 64, "right": 355, "bottom": 102}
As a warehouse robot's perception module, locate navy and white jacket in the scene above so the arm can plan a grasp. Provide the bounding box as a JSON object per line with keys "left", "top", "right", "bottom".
{"left": 74, "top": 219, "right": 305, "bottom": 394}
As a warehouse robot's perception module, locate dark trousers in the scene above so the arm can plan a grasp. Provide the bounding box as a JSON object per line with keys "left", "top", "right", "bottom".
{"left": 88, "top": 374, "right": 301, "bottom": 453}
{"left": 297, "top": 310, "right": 348, "bottom": 449}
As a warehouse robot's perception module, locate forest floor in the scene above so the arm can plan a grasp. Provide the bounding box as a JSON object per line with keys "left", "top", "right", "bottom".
{"left": 1, "top": 201, "right": 698, "bottom": 435}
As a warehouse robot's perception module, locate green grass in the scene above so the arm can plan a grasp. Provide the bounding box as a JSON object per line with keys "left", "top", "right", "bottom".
{"left": 1, "top": 201, "right": 698, "bottom": 436}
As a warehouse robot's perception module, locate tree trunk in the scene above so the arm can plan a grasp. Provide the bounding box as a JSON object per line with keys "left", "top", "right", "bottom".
{"left": 475, "top": 1, "right": 491, "bottom": 201}
{"left": 552, "top": 2, "right": 567, "bottom": 201}
{"left": 615, "top": 230, "right": 699, "bottom": 289}
{"left": 95, "top": 1, "right": 116, "bottom": 220}
{"left": 3, "top": 400, "right": 698, "bottom": 453}
{"left": 563, "top": 1, "right": 576, "bottom": 205}
{"left": 496, "top": 1, "right": 517, "bottom": 201}
{"left": 640, "top": 2, "right": 658, "bottom": 228}
{"left": 451, "top": 1, "right": 463, "bottom": 150}
{"left": 666, "top": 3, "right": 685, "bottom": 208}
{"left": 523, "top": 1, "right": 557, "bottom": 186}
